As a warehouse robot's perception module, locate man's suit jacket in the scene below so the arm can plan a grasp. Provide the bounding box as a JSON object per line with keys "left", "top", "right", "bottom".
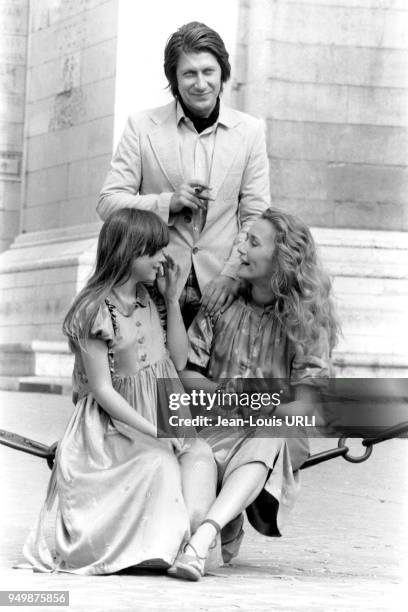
{"left": 98, "top": 101, "right": 270, "bottom": 293}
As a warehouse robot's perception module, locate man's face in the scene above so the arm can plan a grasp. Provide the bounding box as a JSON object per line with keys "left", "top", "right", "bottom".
{"left": 176, "top": 51, "right": 222, "bottom": 118}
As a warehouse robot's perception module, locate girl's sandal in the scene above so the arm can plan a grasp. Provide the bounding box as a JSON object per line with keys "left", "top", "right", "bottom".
{"left": 167, "top": 519, "right": 221, "bottom": 582}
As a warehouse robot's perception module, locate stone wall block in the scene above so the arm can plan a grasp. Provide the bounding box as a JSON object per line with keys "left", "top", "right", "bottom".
{"left": 0, "top": 64, "right": 25, "bottom": 95}
{"left": 334, "top": 201, "right": 403, "bottom": 230}
{"left": 347, "top": 86, "right": 408, "bottom": 127}
{"left": 29, "top": 28, "right": 55, "bottom": 67}
{"left": 0, "top": 180, "right": 21, "bottom": 211}
{"left": 0, "top": 122, "right": 24, "bottom": 149}
{"left": 270, "top": 2, "right": 408, "bottom": 48}
{"left": 80, "top": 77, "right": 116, "bottom": 123}
{"left": 81, "top": 37, "right": 117, "bottom": 85}
{"left": 25, "top": 164, "right": 68, "bottom": 207}
{"left": 268, "top": 40, "right": 408, "bottom": 89}
{"left": 84, "top": 0, "right": 118, "bottom": 48}
{"left": 0, "top": 209, "right": 19, "bottom": 240}
{"left": 28, "top": 52, "right": 81, "bottom": 104}
{"left": 23, "top": 202, "right": 62, "bottom": 232}
{"left": 270, "top": 196, "right": 334, "bottom": 228}
{"left": 26, "top": 97, "right": 54, "bottom": 138}
{"left": 30, "top": 0, "right": 108, "bottom": 31}
{"left": 0, "top": 265, "right": 79, "bottom": 290}
{"left": 328, "top": 163, "right": 408, "bottom": 205}
{"left": 0, "top": 93, "right": 24, "bottom": 123}
{"left": 59, "top": 197, "right": 100, "bottom": 227}
{"left": 0, "top": 1, "right": 28, "bottom": 35}
{"left": 27, "top": 115, "right": 113, "bottom": 171}
{"left": 286, "top": 0, "right": 408, "bottom": 9}
{"left": 0, "top": 34, "right": 26, "bottom": 64}
{"left": 270, "top": 159, "right": 329, "bottom": 200}
{"left": 267, "top": 80, "right": 349, "bottom": 123}
{"left": 268, "top": 120, "right": 408, "bottom": 167}
{"left": 49, "top": 87, "right": 85, "bottom": 131}
{"left": 333, "top": 275, "right": 408, "bottom": 297}
{"left": 67, "top": 153, "right": 112, "bottom": 200}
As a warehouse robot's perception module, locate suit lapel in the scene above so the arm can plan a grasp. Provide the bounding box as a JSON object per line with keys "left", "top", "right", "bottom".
{"left": 147, "top": 106, "right": 183, "bottom": 191}
{"left": 209, "top": 123, "right": 241, "bottom": 199}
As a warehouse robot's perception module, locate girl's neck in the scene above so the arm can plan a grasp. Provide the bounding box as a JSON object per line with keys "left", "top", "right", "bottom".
{"left": 250, "top": 281, "right": 274, "bottom": 308}
{"left": 112, "top": 278, "right": 139, "bottom": 302}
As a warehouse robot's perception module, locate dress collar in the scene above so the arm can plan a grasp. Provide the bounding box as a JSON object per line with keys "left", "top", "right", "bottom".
{"left": 134, "top": 283, "right": 149, "bottom": 308}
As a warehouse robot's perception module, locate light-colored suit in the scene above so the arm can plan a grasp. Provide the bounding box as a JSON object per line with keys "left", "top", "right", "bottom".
{"left": 98, "top": 101, "right": 270, "bottom": 293}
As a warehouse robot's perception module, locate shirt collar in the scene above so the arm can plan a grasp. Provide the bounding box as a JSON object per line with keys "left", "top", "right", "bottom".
{"left": 242, "top": 285, "right": 275, "bottom": 314}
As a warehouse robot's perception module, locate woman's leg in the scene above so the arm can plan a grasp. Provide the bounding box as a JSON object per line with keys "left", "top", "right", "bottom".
{"left": 178, "top": 439, "right": 218, "bottom": 532}
{"left": 185, "top": 461, "right": 268, "bottom": 558}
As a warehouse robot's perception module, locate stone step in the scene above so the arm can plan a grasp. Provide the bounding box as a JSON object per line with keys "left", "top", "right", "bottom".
{"left": 0, "top": 342, "right": 73, "bottom": 377}
{"left": 0, "top": 375, "right": 72, "bottom": 395}
{"left": 333, "top": 351, "right": 408, "bottom": 378}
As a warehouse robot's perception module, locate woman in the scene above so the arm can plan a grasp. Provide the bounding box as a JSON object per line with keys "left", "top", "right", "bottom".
{"left": 169, "top": 208, "right": 339, "bottom": 581}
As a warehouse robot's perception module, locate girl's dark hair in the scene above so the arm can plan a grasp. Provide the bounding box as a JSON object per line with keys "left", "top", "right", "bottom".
{"left": 164, "top": 21, "right": 231, "bottom": 98}
{"left": 260, "top": 208, "right": 340, "bottom": 352}
{"left": 63, "top": 208, "right": 169, "bottom": 346}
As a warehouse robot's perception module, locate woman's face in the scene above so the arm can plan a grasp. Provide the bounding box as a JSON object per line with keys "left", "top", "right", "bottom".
{"left": 238, "top": 219, "right": 276, "bottom": 283}
{"left": 131, "top": 249, "right": 166, "bottom": 283}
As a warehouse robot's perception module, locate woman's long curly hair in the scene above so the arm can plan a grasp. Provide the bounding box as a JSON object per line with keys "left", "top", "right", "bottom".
{"left": 260, "top": 208, "right": 339, "bottom": 352}
{"left": 63, "top": 208, "right": 169, "bottom": 348}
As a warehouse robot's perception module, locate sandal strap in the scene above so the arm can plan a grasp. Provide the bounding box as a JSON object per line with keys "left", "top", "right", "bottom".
{"left": 184, "top": 541, "right": 207, "bottom": 561}
{"left": 200, "top": 518, "right": 221, "bottom": 535}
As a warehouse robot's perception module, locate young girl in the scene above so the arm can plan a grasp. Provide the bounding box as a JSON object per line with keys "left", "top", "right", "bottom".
{"left": 170, "top": 208, "right": 339, "bottom": 581}
{"left": 23, "top": 208, "right": 216, "bottom": 575}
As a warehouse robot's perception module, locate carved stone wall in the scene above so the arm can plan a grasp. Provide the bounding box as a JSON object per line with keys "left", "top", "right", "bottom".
{"left": 0, "top": 0, "right": 28, "bottom": 252}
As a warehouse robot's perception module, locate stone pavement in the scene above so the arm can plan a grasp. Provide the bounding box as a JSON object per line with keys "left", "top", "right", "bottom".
{"left": 0, "top": 390, "right": 407, "bottom": 612}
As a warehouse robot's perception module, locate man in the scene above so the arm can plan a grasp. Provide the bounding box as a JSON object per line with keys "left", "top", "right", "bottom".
{"left": 98, "top": 21, "right": 270, "bottom": 326}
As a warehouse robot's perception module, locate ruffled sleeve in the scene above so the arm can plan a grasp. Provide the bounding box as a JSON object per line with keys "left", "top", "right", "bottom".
{"left": 187, "top": 308, "right": 214, "bottom": 369}
{"left": 291, "top": 328, "right": 332, "bottom": 386}
{"left": 89, "top": 303, "right": 115, "bottom": 342}
{"left": 68, "top": 302, "right": 115, "bottom": 345}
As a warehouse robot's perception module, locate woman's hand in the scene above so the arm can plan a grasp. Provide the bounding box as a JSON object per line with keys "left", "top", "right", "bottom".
{"left": 201, "top": 276, "right": 240, "bottom": 316}
{"left": 156, "top": 253, "right": 181, "bottom": 303}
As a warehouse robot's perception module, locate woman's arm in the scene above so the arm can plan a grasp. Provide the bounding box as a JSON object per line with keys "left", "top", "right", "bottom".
{"left": 81, "top": 338, "right": 157, "bottom": 438}
{"left": 179, "top": 368, "right": 218, "bottom": 394}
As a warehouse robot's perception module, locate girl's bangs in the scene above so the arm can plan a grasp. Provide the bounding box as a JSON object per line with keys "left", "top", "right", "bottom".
{"left": 143, "top": 223, "right": 169, "bottom": 256}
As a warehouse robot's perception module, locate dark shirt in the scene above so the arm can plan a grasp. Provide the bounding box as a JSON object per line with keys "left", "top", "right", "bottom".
{"left": 178, "top": 97, "right": 220, "bottom": 133}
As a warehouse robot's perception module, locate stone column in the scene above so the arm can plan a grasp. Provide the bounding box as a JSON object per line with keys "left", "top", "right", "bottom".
{"left": 0, "top": 0, "right": 119, "bottom": 385}
{"left": 0, "top": 0, "right": 28, "bottom": 253}
{"left": 242, "top": 0, "right": 408, "bottom": 374}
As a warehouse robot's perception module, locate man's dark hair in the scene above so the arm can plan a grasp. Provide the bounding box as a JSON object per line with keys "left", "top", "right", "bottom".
{"left": 164, "top": 21, "right": 231, "bottom": 98}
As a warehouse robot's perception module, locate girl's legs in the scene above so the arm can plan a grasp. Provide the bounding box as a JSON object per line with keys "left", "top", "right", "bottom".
{"left": 178, "top": 439, "right": 217, "bottom": 532}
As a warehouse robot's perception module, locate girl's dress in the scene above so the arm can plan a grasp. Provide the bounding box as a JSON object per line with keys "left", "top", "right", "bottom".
{"left": 24, "top": 285, "right": 193, "bottom": 575}
{"left": 188, "top": 292, "right": 331, "bottom": 560}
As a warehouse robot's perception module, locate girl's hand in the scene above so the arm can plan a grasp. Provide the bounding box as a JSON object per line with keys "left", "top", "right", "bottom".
{"left": 165, "top": 437, "right": 184, "bottom": 454}
{"left": 156, "top": 253, "right": 181, "bottom": 302}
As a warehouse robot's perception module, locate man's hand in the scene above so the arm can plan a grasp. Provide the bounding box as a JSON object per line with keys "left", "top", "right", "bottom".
{"left": 169, "top": 180, "right": 214, "bottom": 213}
{"left": 201, "top": 276, "right": 240, "bottom": 316}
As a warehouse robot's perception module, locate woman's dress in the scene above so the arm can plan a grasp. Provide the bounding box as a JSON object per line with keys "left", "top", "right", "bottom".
{"left": 188, "top": 293, "right": 331, "bottom": 558}
{"left": 24, "top": 285, "right": 192, "bottom": 575}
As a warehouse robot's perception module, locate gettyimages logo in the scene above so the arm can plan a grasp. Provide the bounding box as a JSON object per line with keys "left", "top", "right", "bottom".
{"left": 156, "top": 378, "right": 408, "bottom": 439}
